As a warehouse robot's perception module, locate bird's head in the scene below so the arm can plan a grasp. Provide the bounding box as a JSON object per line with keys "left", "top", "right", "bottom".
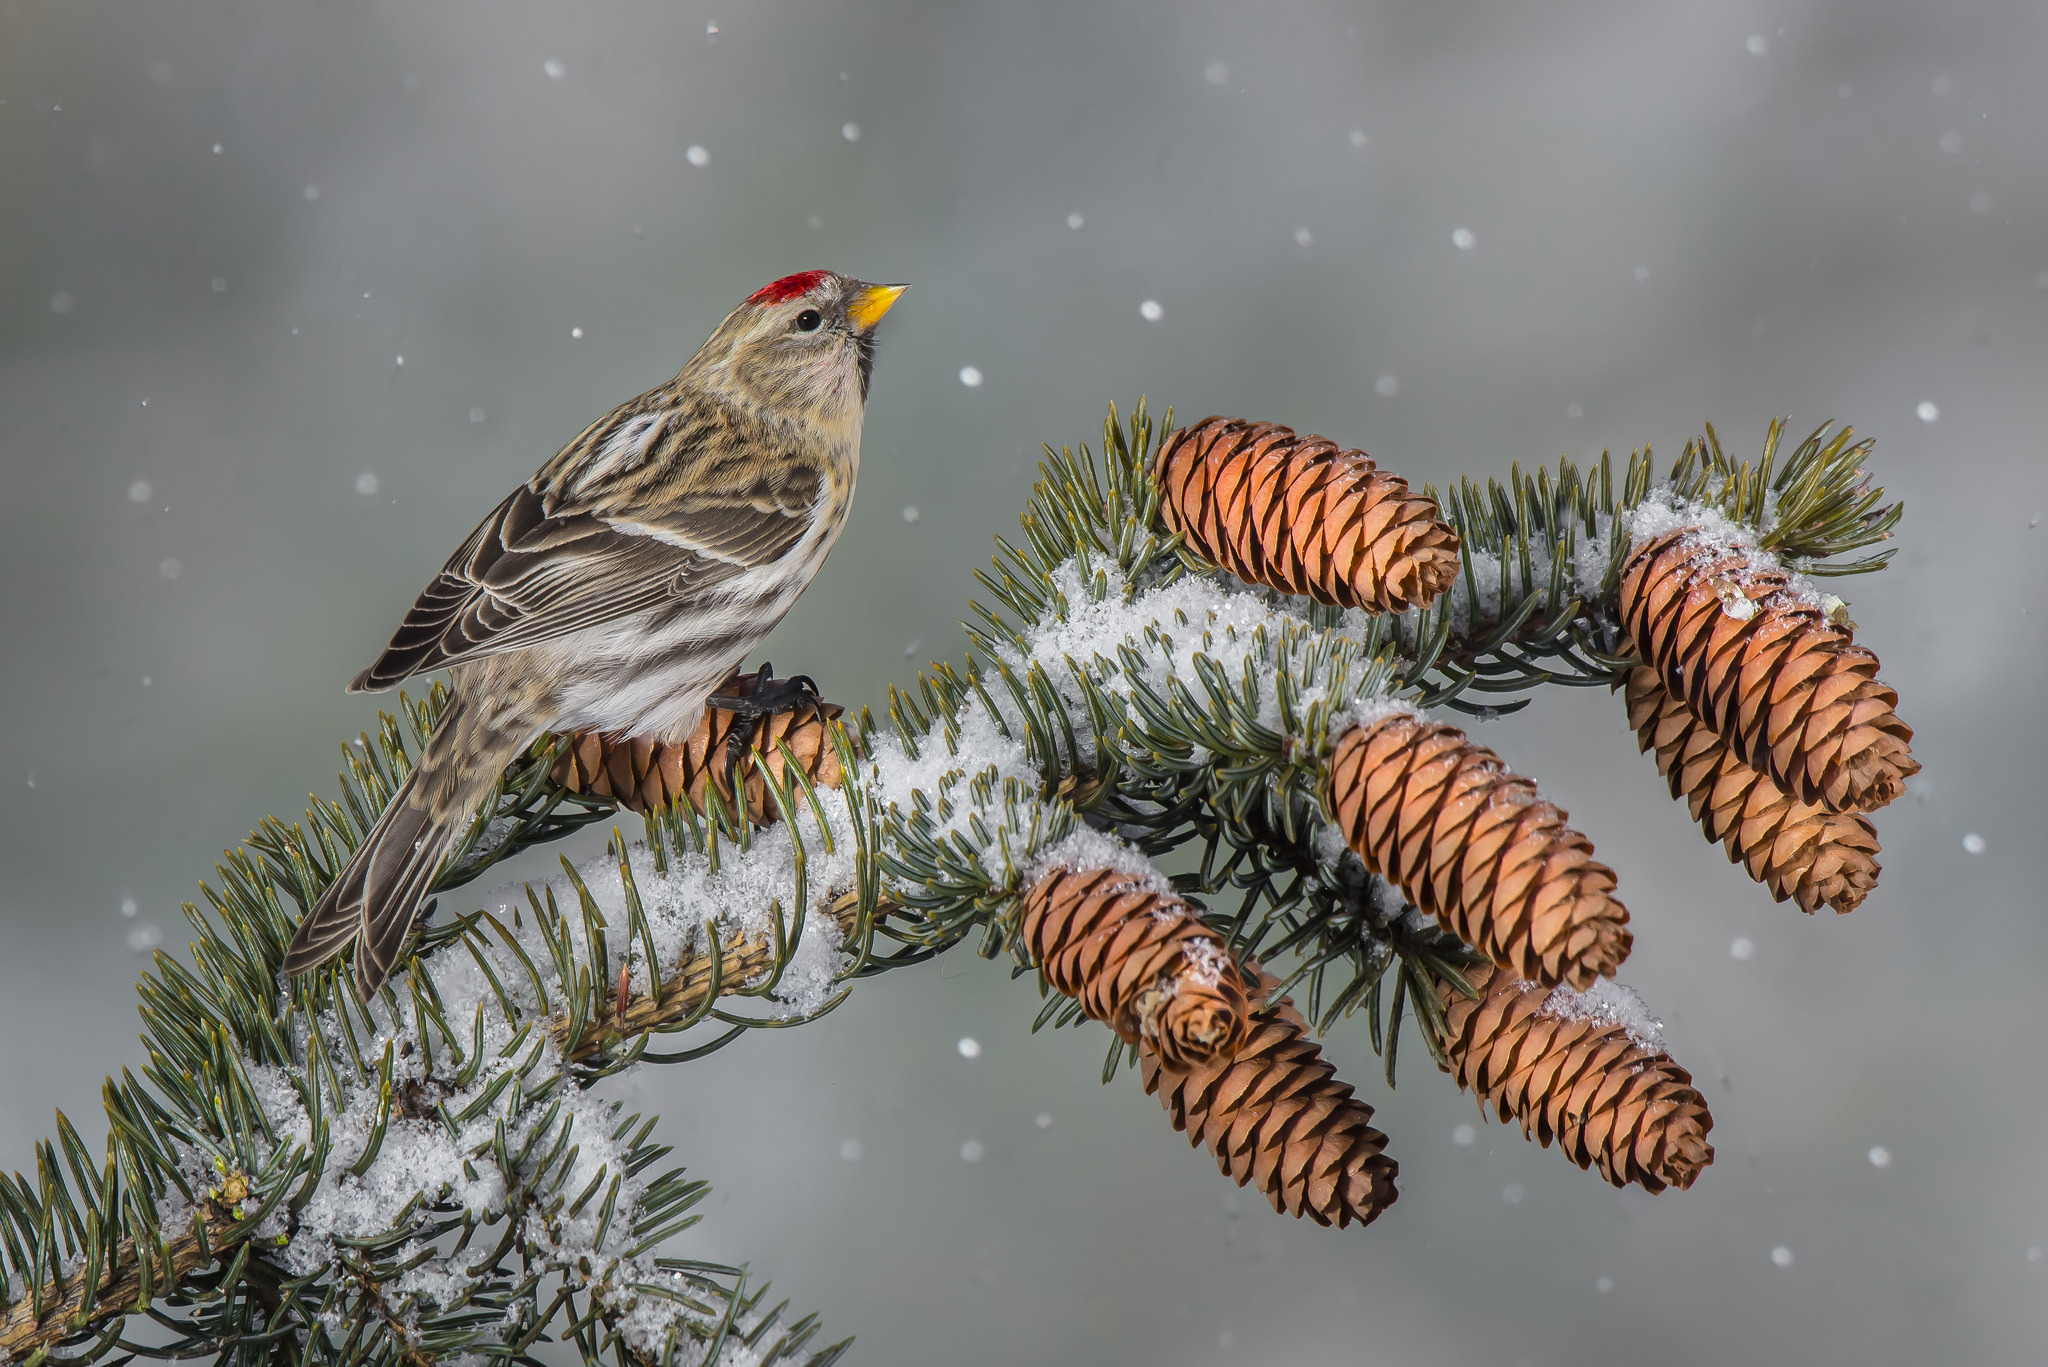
{"left": 686, "top": 271, "right": 907, "bottom": 423}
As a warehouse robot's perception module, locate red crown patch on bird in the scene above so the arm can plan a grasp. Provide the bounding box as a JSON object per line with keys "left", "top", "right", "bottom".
{"left": 749, "top": 271, "right": 831, "bottom": 304}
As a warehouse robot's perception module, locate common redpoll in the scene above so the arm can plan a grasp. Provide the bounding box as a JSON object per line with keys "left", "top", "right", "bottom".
{"left": 282, "top": 271, "right": 906, "bottom": 992}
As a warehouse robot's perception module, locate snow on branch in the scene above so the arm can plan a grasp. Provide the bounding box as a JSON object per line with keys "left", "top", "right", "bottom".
{"left": 5, "top": 400, "right": 1914, "bottom": 1365}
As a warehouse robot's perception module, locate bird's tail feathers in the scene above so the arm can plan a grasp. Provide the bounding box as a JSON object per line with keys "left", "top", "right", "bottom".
{"left": 281, "top": 700, "right": 525, "bottom": 994}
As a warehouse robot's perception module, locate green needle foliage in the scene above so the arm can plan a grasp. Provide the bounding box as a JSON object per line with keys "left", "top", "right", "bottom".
{"left": 3, "top": 401, "right": 1902, "bottom": 1367}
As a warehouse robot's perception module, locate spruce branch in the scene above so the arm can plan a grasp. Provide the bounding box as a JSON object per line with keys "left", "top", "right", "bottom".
{"left": 1663, "top": 418, "right": 1901, "bottom": 574}
{"left": 7, "top": 398, "right": 1918, "bottom": 1365}
{"left": 4, "top": 690, "right": 882, "bottom": 1367}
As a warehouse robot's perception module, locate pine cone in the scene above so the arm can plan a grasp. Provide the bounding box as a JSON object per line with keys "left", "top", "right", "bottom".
{"left": 548, "top": 668, "right": 844, "bottom": 824}
{"left": 1020, "top": 865, "right": 1252, "bottom": 1072}
{"left": 1624, "top": 668, "right": 1879, "bottom": 914}
{"left": 1437, "top": 964, "right": 1714, "bottom": 1193}
{"left": 1617, "top": 528, "right": 1917, "bottom": 813}
{"left": 1152, "top": 416, "right": 1460, "bottom": 613}
{"left": 1141, "top": 972, "right": 1398, "bottom": 1228}
{"left": 1325, "top": 713, "right": 1632, "bottom": 989}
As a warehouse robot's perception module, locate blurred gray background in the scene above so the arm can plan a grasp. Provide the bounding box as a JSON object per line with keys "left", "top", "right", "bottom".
{"left": 4, "top": 1, "right": 2046, "bottom": 1362}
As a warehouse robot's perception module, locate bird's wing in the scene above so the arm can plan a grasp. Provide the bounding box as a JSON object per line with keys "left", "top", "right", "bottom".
{"left": 349, "top": 466, "right": 821, "bottom": 692}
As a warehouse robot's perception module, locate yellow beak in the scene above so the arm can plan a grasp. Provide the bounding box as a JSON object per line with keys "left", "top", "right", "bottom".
{"left": 846, "top": 282, "right": 908, "bottom": 332}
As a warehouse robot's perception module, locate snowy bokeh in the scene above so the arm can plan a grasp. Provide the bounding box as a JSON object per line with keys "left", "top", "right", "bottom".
{"left": 5, "top": 3, "right": 2046, "bottom": 1364}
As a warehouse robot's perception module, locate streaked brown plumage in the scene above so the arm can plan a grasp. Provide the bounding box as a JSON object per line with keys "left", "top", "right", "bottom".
{"left": 283, "top": 271, "right": 906, "bottom": 992}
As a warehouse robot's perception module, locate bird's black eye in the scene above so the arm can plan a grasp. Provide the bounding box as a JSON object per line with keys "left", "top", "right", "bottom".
{"left": 793, "top": 308, "right": 822, "bottom": 333}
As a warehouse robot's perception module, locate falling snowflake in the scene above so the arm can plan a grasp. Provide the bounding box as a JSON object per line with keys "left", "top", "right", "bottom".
{"left": 1451, "top": 227, "right": 1476, "bottom": 250}
{"left": 686, "top": 145, "right": 709, "bottom": 167}
{"left": 1138, "top": 299, "right": 1163, "bottom": 322}
{"left": 958, "top": 365, "right": 983, "bottom": 388}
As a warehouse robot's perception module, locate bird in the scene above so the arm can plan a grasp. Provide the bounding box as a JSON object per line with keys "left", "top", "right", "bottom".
{"left": 282, "top": 270, "right": 907, "bottom": 993}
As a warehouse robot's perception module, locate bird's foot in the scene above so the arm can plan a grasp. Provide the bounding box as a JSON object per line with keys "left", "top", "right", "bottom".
{"left": 706, "top": 663, "right": 826, "bottom": 799}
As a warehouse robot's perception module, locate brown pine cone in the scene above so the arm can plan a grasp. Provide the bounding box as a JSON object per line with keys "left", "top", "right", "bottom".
{"left": 1437, "top": 964, "right": 1713, "bottom": 1193}
{"left": 1617, "top": 528, "right": 1917, "bottom": 813}
{"left": 1020, "top": 864, "right": 1252, "bottom": 1072}
{"left": 1141, "top": 972, "right": 1398, "bottom": 1228}
{"left": 1624, "top": 668, "right": 1879, "bottom": 914}
{"left": 548, "top": 667, "right": 844, "bottom": 824}
{"left": 1152, "top": 416, "right": 1460, "bottom": 613}
{"left": 1325, "top": 713, "right": 1632, "bottom": 989}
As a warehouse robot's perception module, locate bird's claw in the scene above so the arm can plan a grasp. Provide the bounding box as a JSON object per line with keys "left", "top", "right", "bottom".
{"left": 707, "top": 663, "right": 827, "bottom": 803}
